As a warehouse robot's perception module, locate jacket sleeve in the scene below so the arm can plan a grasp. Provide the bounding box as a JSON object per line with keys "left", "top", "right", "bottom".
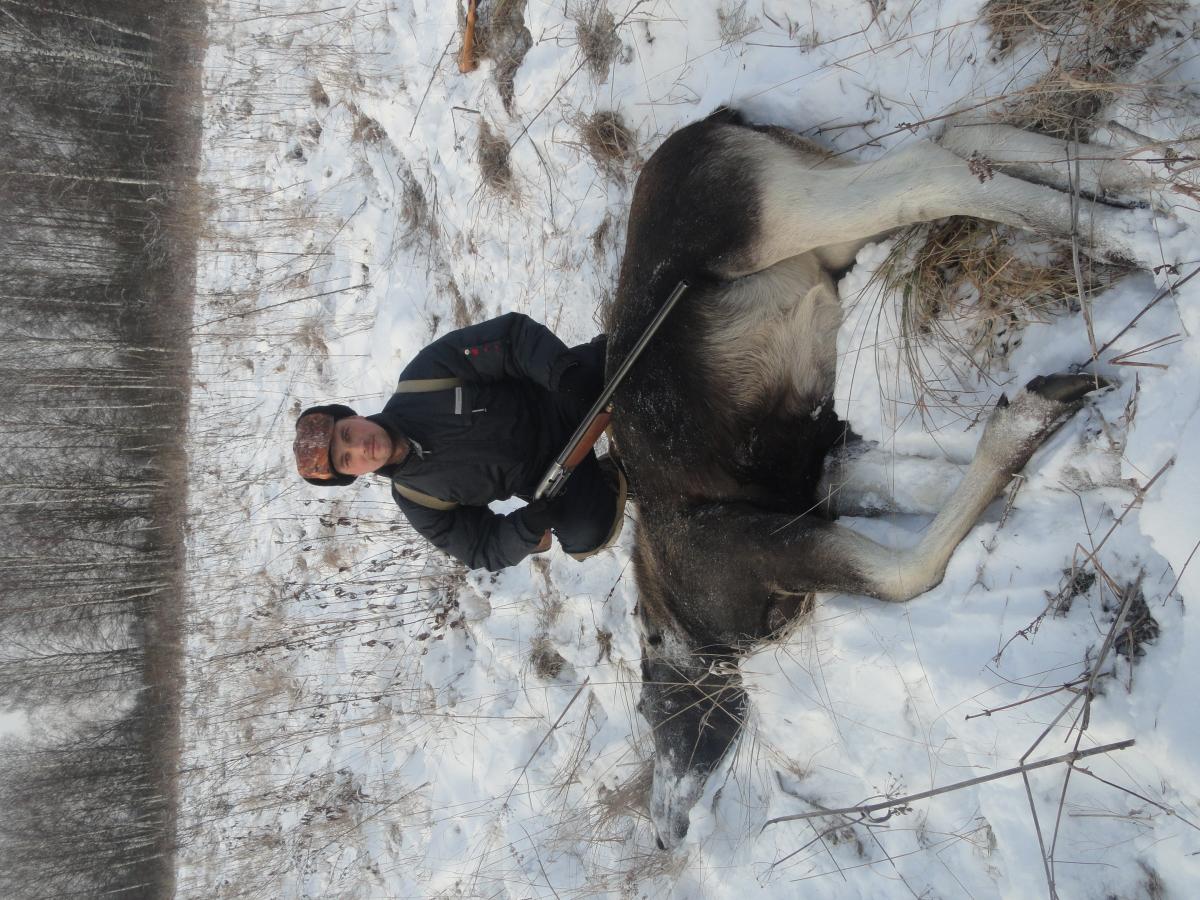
{"left": 399, "top": 312, "right": 577, "bottom": 391}
{"left": 393, "top": 489, "right": 546, "bottom": 572}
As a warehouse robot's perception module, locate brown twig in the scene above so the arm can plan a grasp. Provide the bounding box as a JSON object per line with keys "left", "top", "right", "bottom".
{"left": 1108, "top": 333, "right": 1182, "bottom": 369}
{"left": 1077, "top": 264, "right": 1200, "bottom": 368}
{"left": 1065, "top": 141, "right": 1101, "bottom": 377}
{"left": 965, "top": 675, "right": 1089, "bottom": 721}
{"left": 760, "top": 739, "right": 1135, "bottom": 829}
{"left": 1070, "top": 459, "right": 1174, "bottom": 576}
{"left": 1071, "top": 765, "right": 1200, "bottom": 834}
{"left": 1022, "top": 768, "right": 1058, "bottom": 899}
{"left": 1165, "top": 536, "right": 1200, "bottom": 600}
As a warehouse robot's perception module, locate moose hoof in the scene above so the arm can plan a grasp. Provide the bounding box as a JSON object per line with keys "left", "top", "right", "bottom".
{"left": 979, "top": 372, "right": 1110, "bottom": 470}
{"left": 1024, "top": 372, "right": 1110, "bottom": 405}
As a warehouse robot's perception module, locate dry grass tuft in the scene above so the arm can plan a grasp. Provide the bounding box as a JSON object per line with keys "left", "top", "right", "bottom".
{"left": 984, "top": 0, "right": 1180, "bottom": 138}
{"left": 590, "top": 214, "right": 614, "bottom": 259}
{"left": 309, "top": 78, "right": 330, "bottom": 107}
{"left": 1003, "top": 64, "right": 1129, "bottom": 140}
{"left": 348, "top": 104, "right": 386, "bottom": 144}
{"left": 477, "top": 119, "right": 515, "bottom": 193}
{"left": 572, "top": 0, "right": 622, "bottom": 80}
{"left": 983, "top": 0, "right": 1175, "bottom": 57}
{"left": 595, "top": 760, "right": 653, "bottom": 828}
{"left": 717, "top": 0, "right": 760, "bottom": 45}
{"left": 879, "top": 218, "right": 1124, "bottom": 407}
{"left": 1111, "top": 581, "right": 1160, "bottom": 660}
{"left": 530, "top": 634, "right": 567, "bottom": 679}
{"left": 580, "top": 110, "right": 636, "bottom": 166}
{"left": 400, "top": 170, "right": 431, "bottom": 240}
{"left": 445, "top": 277, "right": 484, "bottom": 328}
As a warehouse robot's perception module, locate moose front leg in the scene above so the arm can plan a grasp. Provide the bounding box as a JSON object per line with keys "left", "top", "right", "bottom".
{"left": 675, "top": 374, "right": 1105, "bottom": 612}
{"left": 821, "top": 374, "right": 1105, "bottom": 601}
{"left": 818, "top": 442, "right": 969, "bottom": 518}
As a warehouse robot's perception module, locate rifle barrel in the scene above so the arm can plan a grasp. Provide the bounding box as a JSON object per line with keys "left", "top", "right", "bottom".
{"left": 534, "top": 280, "right": 689, "bottom": 499}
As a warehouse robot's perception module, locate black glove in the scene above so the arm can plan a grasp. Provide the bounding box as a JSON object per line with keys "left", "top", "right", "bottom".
{"left": 520, "top": 495, "right": 565, "bottom": 535}
{"left": 556, "top": 359, "right": 603, "bottom": 403}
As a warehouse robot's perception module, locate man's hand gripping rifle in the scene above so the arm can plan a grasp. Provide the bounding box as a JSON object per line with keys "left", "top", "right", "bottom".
{"left": 534, "top": 280, "right": 689, "bottom": 501}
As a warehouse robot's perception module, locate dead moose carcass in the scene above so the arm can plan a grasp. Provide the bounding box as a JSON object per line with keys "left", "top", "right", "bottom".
{"left": 605, "top": 107, "right": 1183, "bottom": 848}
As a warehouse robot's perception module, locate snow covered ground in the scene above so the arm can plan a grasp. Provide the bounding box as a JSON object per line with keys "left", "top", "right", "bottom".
{"left": 180, "top": 1, "right": 1200, "bottom": 896}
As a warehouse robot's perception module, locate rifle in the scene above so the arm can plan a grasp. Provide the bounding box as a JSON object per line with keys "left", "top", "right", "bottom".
{"left": 534, "top": 280, "right": 690, "bottom": 500}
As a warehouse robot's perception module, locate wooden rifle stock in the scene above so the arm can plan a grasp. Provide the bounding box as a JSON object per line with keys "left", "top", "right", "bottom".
{"left": 458, "top": 0, "right": 479, "bottom": 74}
{"left": 564, "top": 409, "right": 611, "bottom": 469}
{"left": 534, "top": 280, "right": 689, "bottom": 501}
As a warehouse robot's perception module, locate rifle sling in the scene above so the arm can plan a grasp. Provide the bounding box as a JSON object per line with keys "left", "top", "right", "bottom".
{"left": 388, "top": 376, "right": 465, "bottom": 510}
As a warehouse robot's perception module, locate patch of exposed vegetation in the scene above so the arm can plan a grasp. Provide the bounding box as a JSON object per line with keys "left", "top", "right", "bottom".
{"left": 477, "top": 119, "right": 515, "bottom": 193}
{"left": 983, "top": 0, "right": 1177, "bottom": 58}
{"left": 349, "top": 104, "right": 386, "bottom": 144}
{"left": 596, "top": 761, "right": 653, "bottom": 826}
{"left": 879, "top": 218, "right": 1123, "bottom": 402}
{"left": 399, "top": 163, "right": 434, "bottom": 244}
{"left": 309, "top": 77, "right": 330, "bottom": 107}
{"left": 446, "top": 277, "right": 485, "bottom": 328}
{"left": 985, "top": 0, "right": 1182, "bottom": 139}
{"left": 590, "top": 213, "right": 614, "bottom": 258}
{"left": 573, "top": 0, "right": 623, "bottom": 79}
{"left": 717, "top": 0, "right": 760, "bottom": 45}
{"left": 530, "top": 635, "right": 568, "bottom": 679}
{"left": 580, "top": 110, "right": 636, "bottom": 171}
{"left": 1111, "top": 582, "right": 1160, "bottom": 660}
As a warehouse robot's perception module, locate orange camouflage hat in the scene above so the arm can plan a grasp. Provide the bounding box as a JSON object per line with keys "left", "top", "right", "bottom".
{"left": 293, "top": 404, "right": 358, "bottom": 486}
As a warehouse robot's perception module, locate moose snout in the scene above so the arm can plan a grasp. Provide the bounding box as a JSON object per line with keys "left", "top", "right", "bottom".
{"left": 649, "top": 763, "right": 701, "bottom": 850}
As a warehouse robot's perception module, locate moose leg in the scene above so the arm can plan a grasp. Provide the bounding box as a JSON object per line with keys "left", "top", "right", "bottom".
{"left": 737, "top": 134, "right": 1163, "bottom": 274}
{"left": 816, "top": 374, "right": 1103, "bottom": 600}
{"left": 678, "top": 374, "right": 1103, "bottom": 611}
{"left": 817, "top": 442, "right": 969, "bottom": 518}
{"left": 939, "top": 116, "right": 1200, "bottom": 210}
{"left": 938, "top": 118, "right": 1153, "bottom": 200}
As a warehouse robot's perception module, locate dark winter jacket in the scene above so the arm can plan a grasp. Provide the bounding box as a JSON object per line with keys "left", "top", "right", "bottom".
{"left": 370, "top": 313, "right": 593, "bottom": 572}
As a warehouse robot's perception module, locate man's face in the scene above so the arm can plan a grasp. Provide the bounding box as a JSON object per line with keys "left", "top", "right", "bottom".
{"left": 329, "top": 416, "right": 394, "bottom": 476}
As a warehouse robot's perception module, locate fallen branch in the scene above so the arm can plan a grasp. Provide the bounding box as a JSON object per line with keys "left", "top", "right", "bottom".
{"left": 965, "top": 675, "right": 1089, "bottom": 721}
{"left": 761, "top": 739, "right": 1135, "bottom": 830}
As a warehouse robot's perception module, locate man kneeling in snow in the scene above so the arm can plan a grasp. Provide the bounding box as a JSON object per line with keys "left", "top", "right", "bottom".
{"left": 293, "top": 313, "right": 626, "bottom": 571}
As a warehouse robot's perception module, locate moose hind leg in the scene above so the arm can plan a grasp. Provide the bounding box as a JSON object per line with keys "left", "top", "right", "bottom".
{"left": 745, "top": 137, "right": 1163, "bottom": 273}
{"left": 938, "top": 118, "right": 1155, "bottom": 202}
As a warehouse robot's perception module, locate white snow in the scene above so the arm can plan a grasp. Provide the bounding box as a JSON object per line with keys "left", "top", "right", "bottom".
{"left": 179, "top": 1, "right": 1200, "bottom": 897}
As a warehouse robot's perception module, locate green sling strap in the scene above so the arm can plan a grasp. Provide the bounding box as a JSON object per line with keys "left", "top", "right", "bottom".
{"left": 388, "top": 376, "right": 464, "bottom": 511}
{"left": 394, "top": 376, "right": 464, "bottom": 393}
